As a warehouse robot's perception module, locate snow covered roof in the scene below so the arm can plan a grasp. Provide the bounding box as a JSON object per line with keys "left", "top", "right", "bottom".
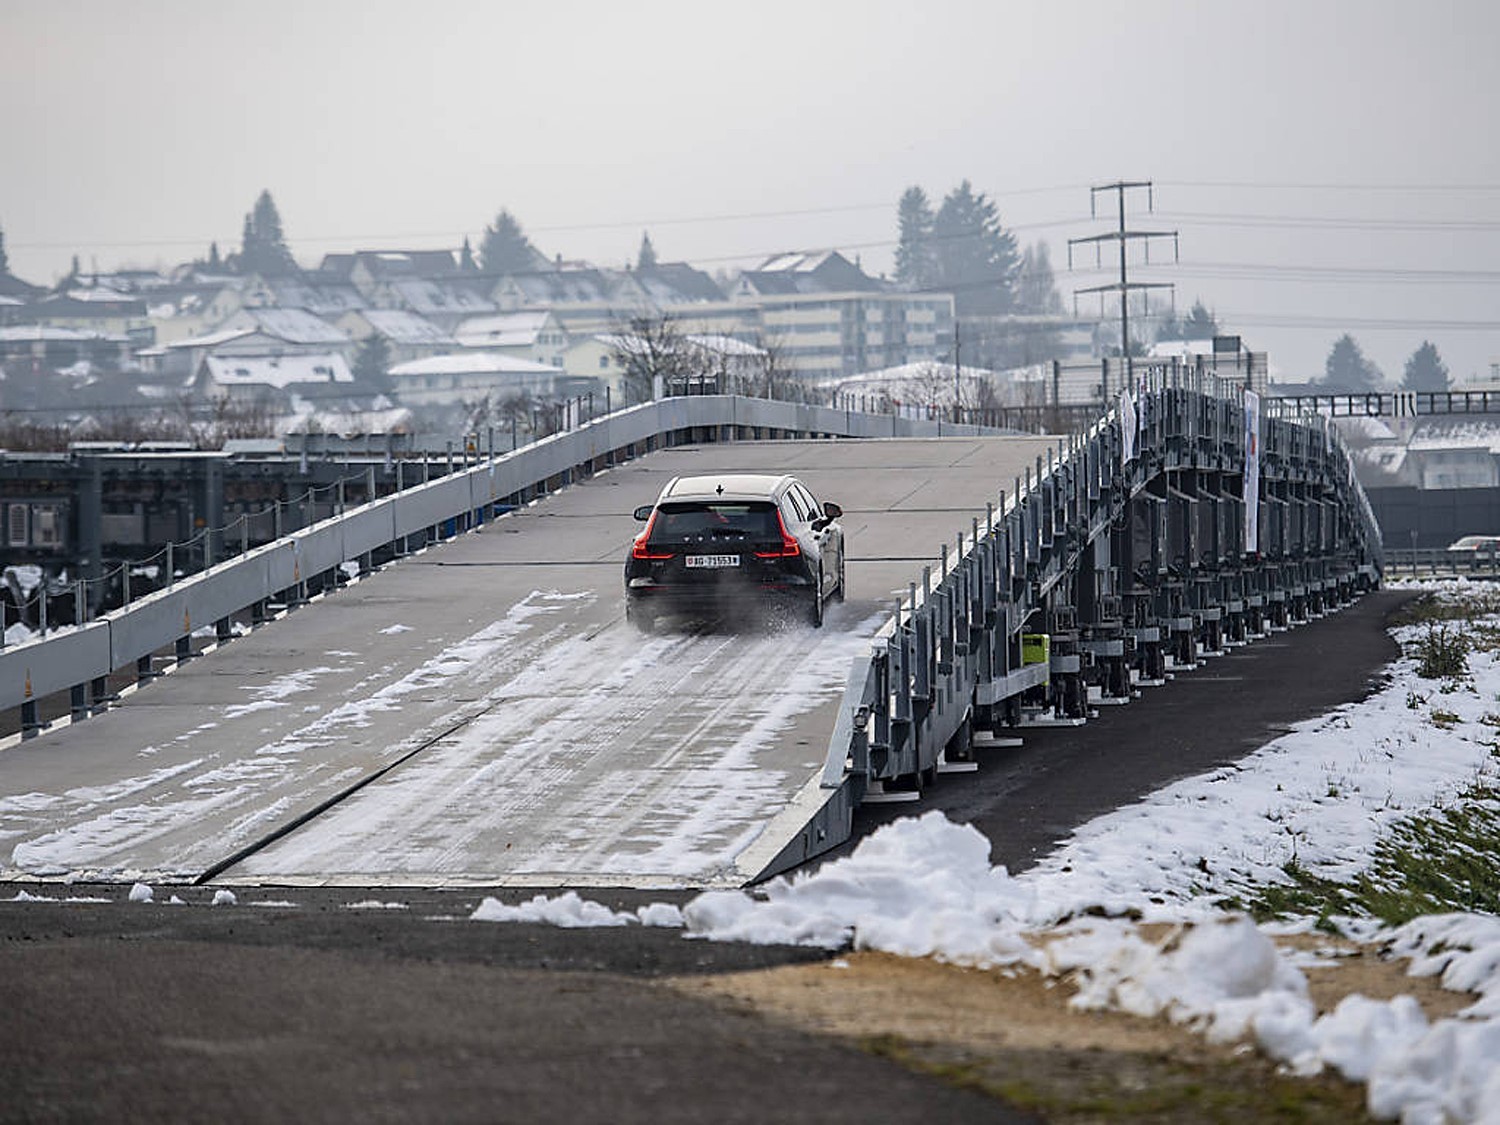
{"left": 161, "top": 327, "right": 257, "bottom": 350}
{"left": 388, "top": 351, "right": 560, "bottom": 377}
{"left": 202, "top": 352, "right": 353, "bottom": 389}
{"left": 684, "top": 334, "right": 765, "bottom": 358}
{"left": 736, "top": 250, "right": 882, "bottom": 296}
{"left": 632, "top": 263, "right": 726, "bottom": 304}
{"left": 63, "top": 285, "right": 135, "bottom": 303}
{"left": 499, "top": 269, "right": 615, "bottom": 305}
{"left": 231, "top": 308, "right": 348, "bottom": 346}
{"left": 387, "top": 278, "right": 496, "bottom": 316}
{"left": 320, "top": 249, "right": 457, "bottom": 279}
{"left": 263, "top": 277, "right": 368, "bottom": 316}
{"left": 358, "top": 309, "right": 456, "bottom": 346}
{"left": 1404, "top": 420, "right": 1500, "bottom": 453}
{"left": 454, "top": 311, "right": 553, "bottom": 348}
{"left": 0, "top": 325, "right": 125, "bottom": 343}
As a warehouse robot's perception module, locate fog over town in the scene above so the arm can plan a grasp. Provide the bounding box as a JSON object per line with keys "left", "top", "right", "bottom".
{"left": 1, "top": 0, "right": 1497, "bottom": 420}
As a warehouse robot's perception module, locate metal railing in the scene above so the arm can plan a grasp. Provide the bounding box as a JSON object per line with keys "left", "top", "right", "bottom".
{"left": 1382, "top": 548, "right": 1500, "bottom": 579}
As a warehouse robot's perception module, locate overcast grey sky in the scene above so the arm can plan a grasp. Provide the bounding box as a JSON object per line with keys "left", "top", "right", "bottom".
{"left": 3, "top": 0, "right": 1497, "bottom": 382}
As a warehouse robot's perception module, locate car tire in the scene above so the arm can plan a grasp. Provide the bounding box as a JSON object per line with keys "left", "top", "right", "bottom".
{"left": 808, "top": 583, "right": 824, "bottom": 629}
{"left": 834, "top": 551, "right": 846, "bottom": 603}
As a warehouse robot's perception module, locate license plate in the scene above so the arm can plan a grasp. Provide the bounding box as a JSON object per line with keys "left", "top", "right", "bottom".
{"left": 685, "top": 554, "right": 740, "bottom": 569}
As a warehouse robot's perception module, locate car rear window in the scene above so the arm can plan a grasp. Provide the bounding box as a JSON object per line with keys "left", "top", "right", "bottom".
{"left": 650, "top": 501, "right": 779, "bottom": 542}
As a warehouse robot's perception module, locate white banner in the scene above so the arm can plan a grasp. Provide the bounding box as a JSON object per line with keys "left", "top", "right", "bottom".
{"left": 1119, "top": 389, "right": 1137, "bottom": 466}
{"left": 1244, "top": 390, "right": 1261, "bottom": 554}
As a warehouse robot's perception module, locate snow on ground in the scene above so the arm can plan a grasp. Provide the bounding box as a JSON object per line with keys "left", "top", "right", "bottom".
{"left": 468, "top": 582, "right": 1500, "bottom": 1123}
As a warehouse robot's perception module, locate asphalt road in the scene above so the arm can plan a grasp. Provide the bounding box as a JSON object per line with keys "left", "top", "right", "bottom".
{"left": 0, "top": 588, "right": 1413, "bottom": 1124}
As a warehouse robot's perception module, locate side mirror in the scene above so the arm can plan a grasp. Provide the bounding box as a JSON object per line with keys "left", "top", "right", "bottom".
{"left": 632, "top": 505, "right": 654, "bottom": 521}
{"left": 822, "top": 501, "right": 842, "bottom": 520}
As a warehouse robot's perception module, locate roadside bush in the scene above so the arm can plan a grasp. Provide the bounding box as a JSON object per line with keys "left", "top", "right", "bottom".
{"left": 1412, "top": 624, "right": 1468, "bottom": 680}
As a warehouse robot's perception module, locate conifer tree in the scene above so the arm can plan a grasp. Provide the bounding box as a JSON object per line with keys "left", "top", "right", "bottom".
{"left": 894, "top": 186, "right": 936, "bottom": 288}
{"left": 1181, "top": 300, "right": 1220, "bottom": 341}
{"left": 636, "top": 232, "right": 658, "bottom": 271}
{"left": 479, "top": 209, "right": 538, "bottom": 274}
{"left": 238, "top": 190, "right": 298, "bottom": 276}
{"left": 459, "top": 237, "right": 477, "bottom": 273}
{"left": 1322, "top": 334, "right": 1382, "bottom": 393}
{"left": 931, "top": 181, "right": 1019, "bottom": 316}
{"left": 352, "top": 333, "right": 393, "bottom": 389}
{"left": 1401, "top": 340, "right": 1450, "bottom": 392}
{"left": 0, "top": 223, "right": 9, "bottom": 275}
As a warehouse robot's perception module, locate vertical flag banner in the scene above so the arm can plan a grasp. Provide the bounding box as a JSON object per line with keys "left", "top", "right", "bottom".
{"left": 1243, "top": 390, "right": 1261, "bottom": 553}
{"left": 1119, "top": 389, "right": 1137, "bottom": 466}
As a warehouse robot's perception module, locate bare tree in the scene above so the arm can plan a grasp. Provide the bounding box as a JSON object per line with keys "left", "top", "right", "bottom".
{"left": 744, "top": 331, "right": 811, "bottom": 402}
{"left": 608, "top": 313, "right": 695, "bottom": 403}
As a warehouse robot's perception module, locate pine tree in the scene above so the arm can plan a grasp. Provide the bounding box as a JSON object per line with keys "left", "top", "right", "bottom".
{"left": 931, "top": 181, "right": 1020, "bottom": 317}
{"left": 1014, "top": 242, "right": 1063, "bottom": 315}
{"left": 207, "top": 241, "right": 222, "bottom": 270}
{"left": 636, "top": 232, "right": 658, "bottom": 271}
{"left": 894, "top": 186, "right": 937, "bottom": 288}
{"left": 1153, "top": 301, "right": 1183, "bottom": 342}
{"left": 0, "top": 223, "right": 9, "bottom": 275}
{"left": 238, "top": 190, "right": 298, "bottom": 276}
{"left": 1181, "top": 300, "right": 1220, "bottom": 341}
{"left": 1322, "top": 334, "right": 1382, "bottom": 393}
{"left": 479, "top": 209, "right": 538, "bottom": 274}
{"left": 1401, "top": 340, "right": 1450, "bottom": 392}
{"left": 459, "top": 237, "right": 477, "bottom": 273}
{"left": 352, "top": 333, "right": 392, "bottom": 389}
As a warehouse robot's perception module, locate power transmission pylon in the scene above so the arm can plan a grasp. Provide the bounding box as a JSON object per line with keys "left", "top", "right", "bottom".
{"left": 1068, "top": 181, "right": 1178, "bottom": 395}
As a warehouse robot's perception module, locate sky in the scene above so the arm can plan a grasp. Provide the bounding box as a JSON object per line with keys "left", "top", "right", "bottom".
{"left": 3, "top": 0, "right": 1499, "bottom": 383}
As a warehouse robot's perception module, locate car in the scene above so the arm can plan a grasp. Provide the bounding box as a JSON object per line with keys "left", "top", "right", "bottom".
{"left": 624, "top": 473, "right": 845, "bottom": 632}
{"left": 1446, "top": 535, "right": 1500, "bottom": 553}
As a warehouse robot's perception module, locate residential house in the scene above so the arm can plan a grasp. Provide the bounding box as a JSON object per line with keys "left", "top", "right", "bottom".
{"left": 193, "top": 352, "right": 353, "bottom": 403}
{"left": 453, "top": 310, "right": 568, "bottom": 368}
{"left": 336, "top": 308, "right": 456, "bottom": 366}
{"left": 562, "top": 336, "right": 631, "bottom": 403}
{"left": 146, "top": 277, "right": 251, "bottom": 347}
{"left": 489, "top": 267, "right": 620, "bottom": 336}
{"left": 376, "top": 277, "right": 495, "bottom": 331}
{"left": 729, "top": 251, "right": 954, "bottom": 382}
{"left": 320, "top": 249, "right": 460, "bottom": 301}
{"left": 386, "top": 352, "right": 563, "bottom": 408}
{"left": 144, "top": 309, "right": 348, "bottom": 382}
{"left": 256, "top": 274, "right": 368, "bottom": 319}
{"left": 215, "top": 308, "right": 350, "bottom": 354}
{"left": 21, "top": 287, "right": 155, "bottom": 350}
{"left": 0, "top": 325, "right": 133, "bottom": 372}
{"left": 191, "top": 352, "right": 407, "bottom": 435}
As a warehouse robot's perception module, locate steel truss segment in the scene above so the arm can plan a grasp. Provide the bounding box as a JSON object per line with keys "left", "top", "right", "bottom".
{"left": 825, "top": 375, "right": 1382, "bottom": 822}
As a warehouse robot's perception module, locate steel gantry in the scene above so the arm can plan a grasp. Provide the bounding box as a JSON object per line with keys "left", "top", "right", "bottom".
{"left": 773, "top": 368, "right": 1383, "bottom": 877}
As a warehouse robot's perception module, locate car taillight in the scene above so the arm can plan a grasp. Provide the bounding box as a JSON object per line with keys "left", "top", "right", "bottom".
{"left": 632, "top": 511, "right": 674, "bottom": 560}
{"left": 754, "top": 511, "right": 801, "bottom": 559}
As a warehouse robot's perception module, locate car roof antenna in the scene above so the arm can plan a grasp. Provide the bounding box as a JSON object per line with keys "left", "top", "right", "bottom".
{"left": 716, "top": 484, "right": 724, "bottom": 495}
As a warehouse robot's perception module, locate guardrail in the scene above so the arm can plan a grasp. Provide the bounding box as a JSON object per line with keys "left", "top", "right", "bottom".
{"left": 759, "top": 367, "right": 1383, "bottom": 879}
{"left": 1383, "top": 548, "right": 1500, "bottom": 579}
{"left": 0, "top": 395, "right": 1003, "bottom": 737}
